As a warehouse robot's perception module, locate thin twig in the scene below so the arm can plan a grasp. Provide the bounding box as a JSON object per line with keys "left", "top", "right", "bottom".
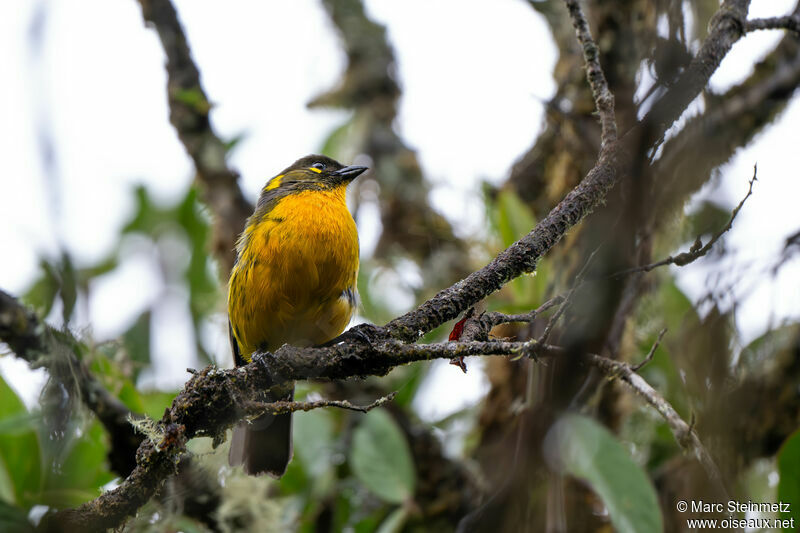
{"left": 482, "top": 295, "right": 564, "bottom": 327}
{"left": 538, "top": 297, "right": 571, "bottom": 345}
{"left": 245, "top": 391, "right": 397, "bottom": 417}
{"left": 584, "top": 351, "right": 729, "bottom": 499}
{"left": 745, "top": 15, "right": 800, "bottom": 33}
{"left": 631, "top": 328, "right": 667, "bottom": 372}
{"left": 615, "top": 167, "right": 757, "bottom": 277}
{"left": 538, "top": 247, "right": 598, "bottom": 344}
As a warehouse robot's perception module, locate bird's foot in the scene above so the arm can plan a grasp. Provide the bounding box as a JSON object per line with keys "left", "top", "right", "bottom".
{"left": 322, "top": 323, "right": 390, "bottom": 348}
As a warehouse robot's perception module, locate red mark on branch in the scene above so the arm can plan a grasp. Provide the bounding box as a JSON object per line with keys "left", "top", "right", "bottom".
{"left": 449, "top": 317, "right": 467, "bottom": 341}
{"left": 449, "top": 317, "right": 468, "bottom": 373}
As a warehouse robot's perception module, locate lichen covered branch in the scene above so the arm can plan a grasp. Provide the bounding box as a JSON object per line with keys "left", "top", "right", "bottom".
{"left": 563, "top": 0, "right": 617, "bottom": 146}
{"left": 745, "top": 14, "right": 800, "bottom": 33}
{"left": 0, "top": 290, "right": 141, "bottom": 476}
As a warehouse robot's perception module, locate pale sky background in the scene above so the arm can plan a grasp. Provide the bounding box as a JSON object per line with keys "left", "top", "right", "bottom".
{"left": 0, "top": 0, "right": 798, "bottom": 422}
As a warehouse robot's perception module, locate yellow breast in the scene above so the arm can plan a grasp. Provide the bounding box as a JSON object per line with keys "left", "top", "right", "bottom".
{"left": 228, "top": 187, "right": 359, "bottom": 360}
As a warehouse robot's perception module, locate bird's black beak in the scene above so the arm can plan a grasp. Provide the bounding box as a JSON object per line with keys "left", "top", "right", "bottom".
{"left": 332, "top": 165, "right": 368, "bottom": 184}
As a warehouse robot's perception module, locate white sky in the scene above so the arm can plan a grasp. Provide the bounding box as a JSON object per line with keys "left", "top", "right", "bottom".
{"left": 0, "top": 0, "right": 798, "bottom": 419}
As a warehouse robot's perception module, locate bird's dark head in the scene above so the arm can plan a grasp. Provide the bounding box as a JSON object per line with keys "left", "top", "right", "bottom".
{"left": 265, "top": 155, "right": 367, "bottom": 191}
{"left": 255, "top": 155, "right": 368, "bottom": 213}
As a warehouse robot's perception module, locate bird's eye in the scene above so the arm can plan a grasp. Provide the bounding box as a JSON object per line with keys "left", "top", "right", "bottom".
{"left": 311, "top": 162, "right": 325, "bottom": 170}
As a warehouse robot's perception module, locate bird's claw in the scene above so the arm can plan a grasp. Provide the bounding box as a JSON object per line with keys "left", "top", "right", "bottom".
{"left": 322, "top": 323, "right": 388, "bottom": 347}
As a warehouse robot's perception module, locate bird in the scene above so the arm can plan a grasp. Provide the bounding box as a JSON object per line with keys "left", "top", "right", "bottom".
{"left": 227, "top": 154, "right": 366, "bottom": 477}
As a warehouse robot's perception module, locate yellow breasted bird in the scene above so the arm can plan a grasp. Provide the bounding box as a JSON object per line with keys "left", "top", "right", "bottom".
{"left": 228, "top": 155, "right": 366, "bottom": 476}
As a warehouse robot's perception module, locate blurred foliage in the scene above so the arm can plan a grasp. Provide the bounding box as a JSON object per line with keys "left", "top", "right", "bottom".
{"left": 553, "top": 414, "right": 663, "bottom": 533}
{"left": 3, "top": 0, "right": 800, "bottom": 526}
{"left": 0, "top": 374, "right": 114, "bottom": 522}
{"left": 350, "top": 408, "right": 416, "bottom": 505}
{"left": 778, "top": 429, "right": 800, "bottom": 528}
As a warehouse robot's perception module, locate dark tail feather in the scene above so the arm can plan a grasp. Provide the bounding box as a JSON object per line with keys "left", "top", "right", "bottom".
{"left": 229, "top": 389, "right": 294, "bottom": 477}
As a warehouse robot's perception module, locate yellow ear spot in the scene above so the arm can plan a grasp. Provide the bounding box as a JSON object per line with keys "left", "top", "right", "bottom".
{"left": 309, "top": 167, "right": 322, "bottom": 173}
{"left": 264, "top": 175, "right": 283, "bottom": 191}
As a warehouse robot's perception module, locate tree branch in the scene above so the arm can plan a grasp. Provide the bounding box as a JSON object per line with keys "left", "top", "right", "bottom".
{"left": 584, "top": 351, "right": 728, "bottom": 498}
{"left": 642, "top": 0, "right": 751, "bottom": 145}
{"left": 745, "top": 14, "right": 800, "bottom": 33}
{"left": 387, "top": 1, "right": 753, "bottom": 344}
{"left": 41, "top": 337, "right": 546, "bottom": 531}
{"left": 649, "top": 0, "right": 800, "bottom": 226}
{"left": 0, "top": 295, "right": 223, "bottom": 529}
{"left": 0, "top": 290, "right": 141, "bottom": 476}
{"left": 137, "top": 0, "right": 252, "bottom": 274}
{"left": 615, "top": 168, "right": 757, "bottom": 276}
{"left": 631, "top": 328, "right": 667, "bottom": 372}
{"left": 564, "top": 0, "right": 617, "bottom": 146}
{"left": 41, "top": 318, "right": 725, "bottom": 531}
{"left": 452, "top": 313, "right": 726, "bottom": 495}
{"left": 383, "top": 150, "right": 619, "bottom": 343}
{"left": 243, "top": 391, "right": 397, "bottom": 417}
{"left": 482, "top": 295, "right": 565, "bottom": 328}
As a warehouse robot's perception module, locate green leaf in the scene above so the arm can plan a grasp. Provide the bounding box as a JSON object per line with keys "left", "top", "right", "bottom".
{"left": 138, "top": 391, "right": 177, "bottom": 420}
{"left": 389, "top": 365, "right": 425, "bottom": 409}
{"left": 294, "top": 409, "right": 335, "bottom": 481}
{"left": 778, "top": 429, "right": 800, "bottom": 528}
{"left": 122, "top": 311, "right": 152, "bottom": 378}
{"left": 738, "top": 324, "right": 800, "bottom": 375}
{"left": 375, "top": 507, "right": 409, "bottom": 533}
{"left": 21, "top": 253, "right": 79, "bottom": 323}
{"left": 656, "top": 280, "right": 695, "bottom": 332}
{"left": 42, "top": 421, "right": 113, "bottom": 501}
{"left": 23, "top": 259, "right": 59, "bottom": 317}
{"left": 319, "top": 117, "right": 354, "bottom": 159}
{"left": 487, "top": 189, "right": 541, "bottom": 306}
{"left": 77, "top": 255, "right": 118, "bottom": 280}
{"left": 223, "top": 131, "right": 248, "bottom": 155}
{"left": 0, "top": 412, "right": 42, "bottom": 436}
{"left": 88, "top": 354, "right": 144, "bottom": 413}
{"left": 492, "top": 189, "right": 534, "bottom": 245}
{"left": 350, "top": 408, "right": 415, "bottom": 504}
{"left": 0, "top": 376, "right": 42, "bottom": 506}
{"left": 629, "top": 281, "right": 697, "bottom": 420}
{"left": 122, "top": 186, "right": 155, "bottom": 235}
{"left": 176, "top": 188, "right": 217, "bottom": 329}
{"left": 352, "top": 511, "right": 383, "bottom": 533}
{"left": 58, "top": 251, "right": 77, "bottom": 323}
{"left": 0, "top": 455, "right": 15, "bottom": 503}
{"left": 37, "top": 488, "right": 108, "bottom": 509}
{"left": 686, "top": 201, "right": 731, "bottom": 239}
{"left": 0, "top": 500, "right": 34, "bottom": 533}
{"left": 171, "top": 87, "right": 211, "bottom": 114}
{"left": 551, "top": 414, "right": 663, "bottom": 533}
